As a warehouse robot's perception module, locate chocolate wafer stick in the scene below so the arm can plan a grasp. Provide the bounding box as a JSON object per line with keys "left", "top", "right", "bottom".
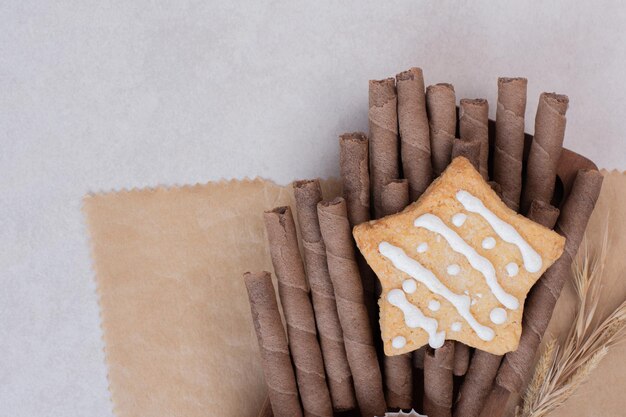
{"left": 527, "top": 199, "right": 561, "bottom": 228}
{"left": 339, "top": 132, "right": 380, "bottom": 338}
{"left": 397, "top": 68, "right": 432, "bottom": 200}
{"left": 381, "top": 180, "right": 413, "bottom": 410}
{"left": 263, "top": 207, "right": 333, "bottom": 417}
{"left": 496, "top": 170, "right": 603, "bottom": 392}
{"left": 453, "top": 342, "right": 471, "bottom": 377}
{"left": 453, "top": 351, "right": 501, "bottom": 417}
{"left": 451, "top": 141, "right": 481, "bottom": 172}
{"left": 520, "top": 93, "right": 569, "bottom": 214}
{"left": 479, "top": 170, "right": 603, "bottom": 417}
{"left": 369, "top": 78, "right": 400, "bottom": 218}
{"left": 424, "top": 342, "right": 455, "bottom": 417}
{"left": 493, "top": 77, "right": 527, "bottom": 211}
{"left": 413, "top": 346, "right": 426, "bottom": 369}
{"left": 459, "top": 98, "right": 489, "bottom": 179}
{"left": 318, "top": 198, "right": 387, "bottom": 417}
{"left": 385, "top": 346, "right": 413, "bottom": 411}
{"left": 454, "top": 199, "right": 560, "bottom": 417}
{"left": 381, "top": 179, "right": 409, "bottom": 216}
{"left": 293, "top": 180, "right": 356, "bottom": 411}
{"left": 412, "top": 347, "right": 426, "bottom": 411}
{"left": 340, "top": 132, "right": 371, "bottom": 227}
{"left": 244, "top": 271, "right": 303, "bottom": 417}
{"left": 427, "top": 83, "right": 456, "bottom": 177}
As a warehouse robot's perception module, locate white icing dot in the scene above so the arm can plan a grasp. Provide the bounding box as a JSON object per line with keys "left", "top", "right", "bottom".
{"left": 428, "top": 300, "right": 441, "bottom": 312}
{"left": 417, "top": 242, "right": 429, "bottom": 253}
{"left": 506, "top": 263, "right": 519, "bottom": 277}
{"left": 451, "top": 322, "right": 462, "bottom": 332}
{"left": 447, "top": 264, "right": 461, "bottom": 276}
{"left": 490, "top": 308, "right": 508, "bottom": 324}
{"left": 392, "top": 336, "right": 407, "bottom": 349}
{"left": 471, "top": 299, "right": 477, "bottom": 305}
{"left": 402, "top": 279, "right": 417, "bottom": 294}
{"left": 482, "top": 237, "right": 496, "bottom": 249}
{"left": 452, "top": 213, "right": 467, "bottom": 227}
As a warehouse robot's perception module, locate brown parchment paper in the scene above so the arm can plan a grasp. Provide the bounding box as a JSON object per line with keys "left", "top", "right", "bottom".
{"left": 543, "top": 169, "right": 626, "bottom": 417}
{"left": 500, "top": 169, "right": 626, "bottom": 417}
{"left": 85, "top": 173, "right": 624, "bottom": 417}
{"left": 84, "top": 178, "right": 340, "bottom": 417}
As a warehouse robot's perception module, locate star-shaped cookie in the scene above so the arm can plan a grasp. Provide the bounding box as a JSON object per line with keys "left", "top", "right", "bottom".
{"left": 353, "top": 157, "right": 565, "bottom": 356}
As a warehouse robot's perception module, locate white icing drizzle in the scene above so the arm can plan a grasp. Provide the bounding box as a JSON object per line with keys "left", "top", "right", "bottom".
{"left": 379, "top": 242, "right": 495, "bottom": 342}
{"left": 490, "top": 308, "right": 508, "bottom": 324}
{"left": 428, "top": 300, "right": 441, "bottom": 312}
{"left": 414, "top": 213, "right": 519, "bottom": 310}
{"left": 447, "top": 264, "right": 461, "bottom": 276}
{"left": 451, "top": 322, "right": 462, "bottom": 332}
{"left": 456, "top": 190, "right": 543, "bottom": 273}
{"left": 392, "top": 335, "right": 407, "bottom": 349}
{"left": 506, "top": 262, "right": 519, "bottom": 277}
{"left": 482, "top": 236, "right": 496, "bottom": 249}
{"left": 402, "top": 279, "right": 417, "bottom": 294}
{"left": 387, "top": 288, "right": 446, "bottom": 348}
{"left": 476, "top": 293, "right": 483, "bottom": 298}
{"left": 417, "top": 242, "right": 429, "bottom": 253}
{"left": 463, "top": 290, "right": 470, "bottom": 295}
{"left": 452, "top": 213, "right": 467, "bottom": 227}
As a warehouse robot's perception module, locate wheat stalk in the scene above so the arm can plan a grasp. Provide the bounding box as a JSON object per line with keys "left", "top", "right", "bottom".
{"left": 518, "top": 222, "right": 626, "bottom": 417}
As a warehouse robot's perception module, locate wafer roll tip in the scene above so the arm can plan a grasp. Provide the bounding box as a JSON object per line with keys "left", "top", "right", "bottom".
{"left": 340, "top": 131, "right": 368, "bottom": 143}
{"left": 540, "top": 92, "right": 569, "bottom": 110}
{"left": 396, "top": 67, "right": 424, "bottom": 81}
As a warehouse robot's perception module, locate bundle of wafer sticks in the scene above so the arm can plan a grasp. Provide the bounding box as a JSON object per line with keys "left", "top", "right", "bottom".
{"left": 244, "top": 68, "right": 603, "bottom": 417}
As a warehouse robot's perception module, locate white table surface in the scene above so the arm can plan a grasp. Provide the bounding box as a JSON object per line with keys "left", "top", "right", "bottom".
{"left": 1, "top": 1, "right": 624, "bottom": 416}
